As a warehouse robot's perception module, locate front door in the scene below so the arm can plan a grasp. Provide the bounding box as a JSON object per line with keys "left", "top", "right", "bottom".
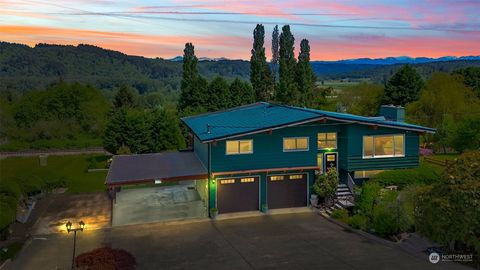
{"left": 325, "top": 152, "right": 338, "bottom": 171}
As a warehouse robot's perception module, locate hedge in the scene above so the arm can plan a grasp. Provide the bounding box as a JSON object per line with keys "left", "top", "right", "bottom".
{"left": 370, "top": 164, "right": 441, "bottom": 188}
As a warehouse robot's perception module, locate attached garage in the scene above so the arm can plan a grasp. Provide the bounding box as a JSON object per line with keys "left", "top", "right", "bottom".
{"left": 217, "top": 176, "right": 259, "bottom": 214}
{"left": 267, "top": 173, "right": 308, "bottom": 209}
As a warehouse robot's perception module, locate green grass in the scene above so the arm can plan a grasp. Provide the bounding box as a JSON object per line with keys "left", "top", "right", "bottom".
{"left": 430, "top": 153, "right": 459, "bottom": 161}
{"left": 0, "top": 154, "right": 108, "bottom": 193}
{"left": 0, "top": 138, "right": 103, "bottom": 152}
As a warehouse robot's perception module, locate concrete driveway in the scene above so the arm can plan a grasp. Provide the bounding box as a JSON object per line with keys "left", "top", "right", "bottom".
{"left": 8, "top": 212, "right": 468, "bottom": 270}
{"left": 112, "top": 184, "right": 207, "bottom": 226}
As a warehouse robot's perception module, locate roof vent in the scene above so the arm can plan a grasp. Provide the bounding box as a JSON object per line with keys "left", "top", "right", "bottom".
{"left": 206, "top": 124, "right": 212, "bottom": 134}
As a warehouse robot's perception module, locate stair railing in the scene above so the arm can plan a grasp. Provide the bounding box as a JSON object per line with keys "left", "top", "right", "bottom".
{"left": 347, "top": 173, "right": 355, "bottom": 195}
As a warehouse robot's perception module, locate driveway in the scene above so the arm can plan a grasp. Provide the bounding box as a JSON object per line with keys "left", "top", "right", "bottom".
{"left": 112, "top": 183, "right": 207, "bottom": 226}
{"left": 31, "top": 192, "right": 111, "bottom": 235}
{"left": 9, "top": 212, "right": 468, "bottom": 270}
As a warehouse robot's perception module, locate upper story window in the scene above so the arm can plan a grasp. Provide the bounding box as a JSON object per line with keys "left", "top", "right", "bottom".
{"left": 363, "top": 134, "right": 404, "bottom": 158}
{"left": 318, "top": 132, "right": 337, "bottom": 149}
{"left": 226, "top": 140, "right": 253, "bottom": 155}
{"left": 283, "top": 137, "right": 309, "bottom": 152}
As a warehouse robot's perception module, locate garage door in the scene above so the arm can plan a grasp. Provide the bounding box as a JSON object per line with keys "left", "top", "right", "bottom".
{"left": 267, "top": 173, "right": 307, "bottom": 209}
{"left": 217, "top": 176, "right": 259, "bottom": 214}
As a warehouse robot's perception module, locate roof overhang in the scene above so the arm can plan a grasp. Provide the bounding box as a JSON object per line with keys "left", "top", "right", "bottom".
{"left": 194, "top": 115, "right": 435, "bottom": 143}
{"left": 106, "top": 152, "right": 208, "bottom": 186}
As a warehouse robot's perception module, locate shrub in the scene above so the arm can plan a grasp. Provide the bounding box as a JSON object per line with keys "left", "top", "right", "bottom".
{"left": 354, "top": 181, "right": 381, "bottom": 219}
{"left": 372, "top": 199, "right": 411, "bottom": 238}
{"left": 330, "top": 209, "right": 349, "bottom": 223}
{"left": 349, "top": 214, "right": 368, "bottom": 230}
{"left": 313, "top": 167, "right": 338, "bottom": 201}
{"left": 76, "top": 246, "right": 136, "bottom": 270}
{"left": 371, "top": 164, "right": 441, "bottom": 188}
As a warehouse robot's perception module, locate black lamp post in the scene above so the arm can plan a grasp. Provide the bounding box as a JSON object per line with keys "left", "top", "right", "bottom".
{"left": 66, "top": 220, "right": 85, "bottom": 270}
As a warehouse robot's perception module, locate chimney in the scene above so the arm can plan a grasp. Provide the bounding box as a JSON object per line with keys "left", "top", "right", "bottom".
{"left": 379, "top": 105, "right": 405, "bottom": 122}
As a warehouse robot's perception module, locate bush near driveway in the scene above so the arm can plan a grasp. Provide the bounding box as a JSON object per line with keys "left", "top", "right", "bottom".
{"left": 348, "top": 214, "right": 368, "bottom": 230}
{"left": 330, "top": 209, "right": 349, "bottom": 223}
{"left": 415, "top": 151, "right": 480, "bottom": 261}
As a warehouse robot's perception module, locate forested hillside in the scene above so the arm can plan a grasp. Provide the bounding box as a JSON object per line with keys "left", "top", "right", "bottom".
{"left": 2, "top": 42, "right": 479, "bottom": 98}
{"left": 0, "top": 42, "right": 249, "bottom": 98}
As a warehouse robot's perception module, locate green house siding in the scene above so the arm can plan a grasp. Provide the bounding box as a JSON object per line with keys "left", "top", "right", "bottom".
{"left": 344, "top": 124, "right": 420, "bottom": 171}
{"left": 209, "top": 123, "right": 344, "bottom": 173}
{"left": 193, "top": 135, "right": 208, "bottom": 168}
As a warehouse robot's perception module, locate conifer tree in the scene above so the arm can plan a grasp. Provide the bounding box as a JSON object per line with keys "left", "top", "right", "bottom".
{"left": 230, "top": 78, "right": 255, "bottom": 107}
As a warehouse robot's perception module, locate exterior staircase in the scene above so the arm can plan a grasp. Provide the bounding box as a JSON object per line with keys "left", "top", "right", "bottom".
{"left": 325, "top": 183, "right": 355, "bottom": 215}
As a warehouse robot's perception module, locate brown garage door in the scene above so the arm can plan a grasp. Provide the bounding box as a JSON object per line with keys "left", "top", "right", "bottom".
{"left": 267, "top": 173, "right": 307, "bottom": 209}
{"left": 217, "top": 176, "right": 259, "bottom": 214}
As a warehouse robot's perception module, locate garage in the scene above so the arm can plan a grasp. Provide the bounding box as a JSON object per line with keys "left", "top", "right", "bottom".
{"left": 217, "top": 176, "right": 259, "bottom": 214}
{"left": 267, "top": 173, "right": 307, "bottom": 209}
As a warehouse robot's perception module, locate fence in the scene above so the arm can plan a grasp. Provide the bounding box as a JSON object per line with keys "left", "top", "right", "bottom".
{"left": 423, "top": 156, "right": 449, "bottom": 167}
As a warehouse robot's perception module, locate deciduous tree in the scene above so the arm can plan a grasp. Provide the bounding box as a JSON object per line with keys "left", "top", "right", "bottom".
{"left": 276, "top": 25, "right": 298, "bottom": 105}
{"left": 296, "top": 39, "right": 316, "bottom": 106}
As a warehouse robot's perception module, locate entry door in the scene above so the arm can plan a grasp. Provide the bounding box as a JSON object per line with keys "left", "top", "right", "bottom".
{"left": 325, "top": 153, "right": 338, "bottom": 172}
{"left": 217, "top": 177, "right": 259, "bottom": 214}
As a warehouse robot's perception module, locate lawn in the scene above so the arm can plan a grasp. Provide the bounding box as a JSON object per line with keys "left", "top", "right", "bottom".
{"left": 0, "top": 154, "right": 109, "bottom": 193}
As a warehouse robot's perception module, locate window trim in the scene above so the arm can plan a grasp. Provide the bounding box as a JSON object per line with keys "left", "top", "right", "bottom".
{"left": 362, "top": 134, "right": 405, "bottom": 159}
{"left": 283, "top": 137, "right": 310, "bottom": 152}
{"left": 225, "top": 139, "right": 253, "bottom": 155}
{"left": 317, "top": 132, "right": 338, "bottom": 150}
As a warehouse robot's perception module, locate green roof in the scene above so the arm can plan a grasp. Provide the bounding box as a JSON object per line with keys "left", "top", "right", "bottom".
{"left": 181, "top": 102, "right": 436, "bottom": 142}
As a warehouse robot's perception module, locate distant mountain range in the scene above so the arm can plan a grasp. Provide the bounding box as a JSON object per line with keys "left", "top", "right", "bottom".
{"left": 170, "top": 55, "right": 480, "bottom": 65}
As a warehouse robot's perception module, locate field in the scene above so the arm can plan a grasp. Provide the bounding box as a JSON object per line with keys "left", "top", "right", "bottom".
{"left": 0, "top": 154, "right": 109, "bottom": 193}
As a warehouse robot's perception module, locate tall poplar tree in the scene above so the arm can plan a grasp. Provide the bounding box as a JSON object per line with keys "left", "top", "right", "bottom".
{"left": 276, "top": 25, "right": 298, "bottom": 104}
{"left": 271, "top": 25, "right": 280, "bottom": 82}
{"left": 178, "top": 43, "right": 206, "bottom": 114}
{"left": 250, "top": 24, "right": 274, "bottom": 101}
{"left": 296, "top": 39, "right": 316, "bottom": 106}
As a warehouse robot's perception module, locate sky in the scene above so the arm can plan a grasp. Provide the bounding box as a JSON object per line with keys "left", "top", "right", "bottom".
{"left": 1, "top": 0, "right": 479, "bottom": 61}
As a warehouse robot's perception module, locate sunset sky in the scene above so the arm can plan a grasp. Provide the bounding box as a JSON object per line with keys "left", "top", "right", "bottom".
{"left": 1, "top": 0, "right": 479, "bottom": 60}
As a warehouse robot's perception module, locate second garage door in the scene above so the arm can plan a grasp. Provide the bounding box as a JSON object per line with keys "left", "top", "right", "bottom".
{"left": 217, "top": 176, "right": 259, "bottom": 214}
{"left": 267, "top": 173, "right": 307, "bottom": 209}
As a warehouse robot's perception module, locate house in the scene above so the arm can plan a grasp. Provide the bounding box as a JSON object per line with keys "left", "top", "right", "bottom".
{"left": 106, "top": 102, "right": 435, "bottom": 219}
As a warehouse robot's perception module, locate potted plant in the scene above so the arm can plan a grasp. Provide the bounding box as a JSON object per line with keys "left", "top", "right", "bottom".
{"left": 210, "top": 208, "right": 218, "bottom": 219}
{"left": 313, "top": 167, "right": 338, "bottom": 207}
{"left": 310, "top": 193, "right": 319, "bottom": 207}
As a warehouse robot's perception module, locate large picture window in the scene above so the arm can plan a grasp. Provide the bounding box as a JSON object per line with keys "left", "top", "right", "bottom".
{"left": 318, "top": 132, "right": 337, "bottom": 149}
{"left": 283, "top": 137, "right": 309, "bottom": 152}
{"left": 363, "top": 135, "right": 404, "bottom": 158}
{"left": 226, "top": 140, "right": 253, "bottom": 155}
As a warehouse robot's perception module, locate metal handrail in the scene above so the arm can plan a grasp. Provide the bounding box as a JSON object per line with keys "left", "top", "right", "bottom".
{"left": 347, "top": 173, "right": 355, "bottom": 195}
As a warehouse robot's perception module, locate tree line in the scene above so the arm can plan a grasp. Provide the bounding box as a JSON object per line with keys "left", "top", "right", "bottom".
{"left": 338, "top": 65, "right": 480, "bottom": 153}
{"left": 178, "top": 24, "right": 325, "bottom": 115}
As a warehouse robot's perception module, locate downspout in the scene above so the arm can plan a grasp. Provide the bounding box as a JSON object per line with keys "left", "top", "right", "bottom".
{"left": 207, "top": 142, "right": 212, "bottom": 218}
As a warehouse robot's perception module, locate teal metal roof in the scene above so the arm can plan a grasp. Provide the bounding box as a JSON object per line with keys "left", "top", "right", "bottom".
{"left": 181, "top": 102, "right": 435, "bottom": 142}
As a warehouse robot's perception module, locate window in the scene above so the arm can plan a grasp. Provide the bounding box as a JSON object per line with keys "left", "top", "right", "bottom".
{"left": 220, "top": 179, "right": 235, "bottom": 184}
{"left": 283, "top": 137, "right": 309, "bottom": 152}
{"left": 317, "top": 154, "right": 323, "bottom": 174}
{"left": 318, "top": 132, "right": 337, "bottom": 149}
{"left": 240, "top": 177, "right": 255, "bottom": 183}
{"left": 363, "top": 135, "right": 405, "bottom": 158}
{"left": 289, "top": 175, "right": 303, "bottom": 180}
{"left": 354, "top": 170, "right": 384, "bottom": 179}
{"left": 226, "top": 140, "right": 253, "bottom": 155}
{"left": 270, "top": 175, "right": 284, "bottom": 181}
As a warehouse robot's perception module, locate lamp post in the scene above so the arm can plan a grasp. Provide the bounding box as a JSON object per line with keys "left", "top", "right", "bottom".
{"left": 65, "top": 220, "right": 85, "bottom": 270}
